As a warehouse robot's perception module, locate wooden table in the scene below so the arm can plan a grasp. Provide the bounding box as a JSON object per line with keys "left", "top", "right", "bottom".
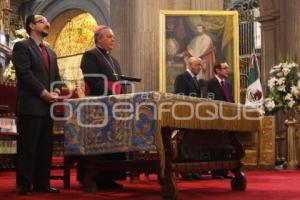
{"left": 63, "top": 92, "right": 260, "bottom": 199}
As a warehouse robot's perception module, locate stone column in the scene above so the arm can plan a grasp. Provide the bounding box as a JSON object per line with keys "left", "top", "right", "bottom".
{"left": 110, "top": 0, "right": 128, "bottom": 75}
{"left": 284, "top": 0, "right": 300, "bottom": 61}
{"left": 172, "top": 0, "right": 190, "bottom": 9}
{"left": 285, "top": 119, "right": 298, "bottom": 169}
{"left": 297, "top": 123, "right": 300, "bottom": 168}
{"left": 190, "top": 0, "right": 223, "bottom": 10}
{"left": 285, "top": 110, "right": 298, "bottom": 169}
{"left": 257, "top": 0, "right": 280, "bottom": 94}
{"left": 258, "top": 0, "right": 300, "bottom": 90}
{"left": 258, "top": 0, "right": 282, "bottom": 166}
{"left": 112, "top": 0, "right": 173, "bottom": 92}
{"left": 172, "top": 0, "right": 223, "bottom": 10}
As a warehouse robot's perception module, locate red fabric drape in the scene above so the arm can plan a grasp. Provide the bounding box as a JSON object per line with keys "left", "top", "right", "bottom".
{"left": 0, "top": 83, "right": 17, "bottom": 114}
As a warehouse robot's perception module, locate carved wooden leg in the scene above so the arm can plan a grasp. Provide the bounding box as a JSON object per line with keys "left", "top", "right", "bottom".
{"left": 63, "top": 155, "right": 71, "bottom": 189}
{"left": 129, "top": 172, "right": 139, "bottom": 183}
{"left": 83, "top": 156, "right": 97, "bottom": 193}
{"left": 231, "top": 169, "right": 247, "bottom": 191}
{"left": 286, "top": 119, "right": 298, "bottom": 169}
{"left": 228, "top": 132, "right": 245, "bottom": 159}
{"left": 160, "top": 127, "right": 177, "bottom": 200}
{"left": 228, "top": 132, "right": 247, "bottom": 191}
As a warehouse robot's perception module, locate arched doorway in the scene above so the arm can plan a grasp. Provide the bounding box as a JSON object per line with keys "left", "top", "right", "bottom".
{"left": 49, "top": 10, "right": 98, "bottom": 96}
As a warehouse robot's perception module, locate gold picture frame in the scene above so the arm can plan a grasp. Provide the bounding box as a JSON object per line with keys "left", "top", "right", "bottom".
{"left": 159, "top": 10, "right": 240, "bottom": 102}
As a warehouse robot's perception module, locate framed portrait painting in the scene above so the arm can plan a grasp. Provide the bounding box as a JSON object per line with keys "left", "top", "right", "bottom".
{"left": 159, "top": 10, "right": 240, "bottom": 102}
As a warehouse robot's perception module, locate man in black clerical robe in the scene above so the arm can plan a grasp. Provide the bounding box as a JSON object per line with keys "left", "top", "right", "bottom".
{"left": 79, "top": 25, "right": 125, "bottom": 190}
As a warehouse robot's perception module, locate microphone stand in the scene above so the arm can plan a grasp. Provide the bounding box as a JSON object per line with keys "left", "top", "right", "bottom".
{"left": 114, "top": 74, "right": 141, "bottom": 82}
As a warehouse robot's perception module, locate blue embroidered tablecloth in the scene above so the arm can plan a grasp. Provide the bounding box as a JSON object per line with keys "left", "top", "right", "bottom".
{"left": 63, "top": 92, "right": 158, "bottom": 155}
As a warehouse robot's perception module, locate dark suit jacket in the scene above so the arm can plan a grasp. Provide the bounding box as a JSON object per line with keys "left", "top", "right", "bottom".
{"left": 174, "top": 71, "right": 203, "bottom": 97}
{"left": 12, "top": 38, "right": 61, "bottom": 116}
{"left": 207, "top": 77, "right": 233, "bottom": 102}
{"left": 80, "top": 47, "right": 123, "bottom": 96}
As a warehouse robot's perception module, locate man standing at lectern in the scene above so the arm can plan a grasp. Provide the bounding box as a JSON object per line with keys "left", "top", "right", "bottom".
{"left": 79, "top": 25, "right": 125, "bottom": 190}
{"left": 12, "top": 14, "right": 61, "bottom": 195}
{"left": 80, "top": 25, "right": 124, "bottom": 96}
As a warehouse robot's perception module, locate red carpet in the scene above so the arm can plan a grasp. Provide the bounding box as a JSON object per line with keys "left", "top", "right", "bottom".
{"left": 0, "top": 170, "right": 300, "bottom": 199}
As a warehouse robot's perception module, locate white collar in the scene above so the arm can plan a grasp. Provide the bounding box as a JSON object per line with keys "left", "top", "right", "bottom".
{"left": 215, "top": 75, "right": 225, "bottom": 85}
{"left": 186, "top": 69, "right": 197, "bottom": 78}
{"left": 97, "top": 45, "right": 110, "bottom": 54}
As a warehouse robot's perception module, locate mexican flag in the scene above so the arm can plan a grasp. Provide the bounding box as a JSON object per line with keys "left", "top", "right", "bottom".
{"left": 245, "top": 52, "right": 264, "bottom": 107}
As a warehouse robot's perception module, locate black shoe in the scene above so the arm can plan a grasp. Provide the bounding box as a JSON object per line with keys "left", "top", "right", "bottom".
{"left": 17, "top": 188, "right": 32, "bottom": 195}
{"left": 181, "top": 173, "right": 194, "bottom": 181}
{"left": 224, "top": 175, "right": 234, "bottom": 179}
{"left": 212, "top": 175, "right": 224, "bottom": 180}
{"left": 211, "top": 169, "right": 228, "bottom": 179}
{"left": 97, "top": 181, "right": 123, "bottom": 190}
{"left": 33, "top": 187, "right": 60, "bottom": 193}
{"left": 192, "top": 173, "right": 207, "bottom": 180}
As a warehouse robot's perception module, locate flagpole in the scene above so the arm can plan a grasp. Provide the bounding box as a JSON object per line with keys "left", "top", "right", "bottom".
{"left": 245, "top": 48, "right": 264, "bottom": 107}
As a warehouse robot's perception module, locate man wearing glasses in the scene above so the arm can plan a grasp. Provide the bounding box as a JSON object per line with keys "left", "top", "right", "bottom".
{"left": 12, "top": 14, "right": 61, "bottom": 195}
{"left": 207, "top": 62, "right": 233, "bottom": 102}
{"left": 207, "top": 61, "right": 233, "bottom": 179}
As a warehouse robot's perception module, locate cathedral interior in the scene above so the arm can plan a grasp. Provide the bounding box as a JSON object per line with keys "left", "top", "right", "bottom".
{"left": 0, "top": 0, "right": 300, "bottom": 197}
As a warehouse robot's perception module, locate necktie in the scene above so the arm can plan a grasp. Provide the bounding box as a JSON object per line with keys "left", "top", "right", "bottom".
{"left": 221, "top": 80, "right": 230, "bottom": 102}
{"left": 193, "top": 76, "right": 200, "bottom": 89}
{"left": 39, "top": 42, "right": 49, "bottom": 71}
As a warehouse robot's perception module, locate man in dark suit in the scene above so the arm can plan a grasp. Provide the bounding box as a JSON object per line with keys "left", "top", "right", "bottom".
{"left": 12, "top": 14, "right": 61, "bottom": 195}
{"left": 174, "top": 57, "right": 204, "bottom": 97}
{"left": 79, "top": 25, "right": 125, "bottom": 190}
{"left": 207, "top": 61, "right": 233, "bottom": 179}
{"left": 174, "top": 57, "right": 205, "bottom": 180}
{"left": 207, "top": 62, "right": 233, "bottom": 102}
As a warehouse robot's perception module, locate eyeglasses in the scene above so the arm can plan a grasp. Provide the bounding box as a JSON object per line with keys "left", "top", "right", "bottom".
{"left": 34, "top": 19, "right": 49, "bottom": 25}
{"left": 220, "top": 67, "right": 229, "bottom": 70}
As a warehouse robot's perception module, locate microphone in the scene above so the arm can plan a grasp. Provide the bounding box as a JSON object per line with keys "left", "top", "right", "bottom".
{"left": 114, "top": 74, "right": 141, "bottom": 82}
